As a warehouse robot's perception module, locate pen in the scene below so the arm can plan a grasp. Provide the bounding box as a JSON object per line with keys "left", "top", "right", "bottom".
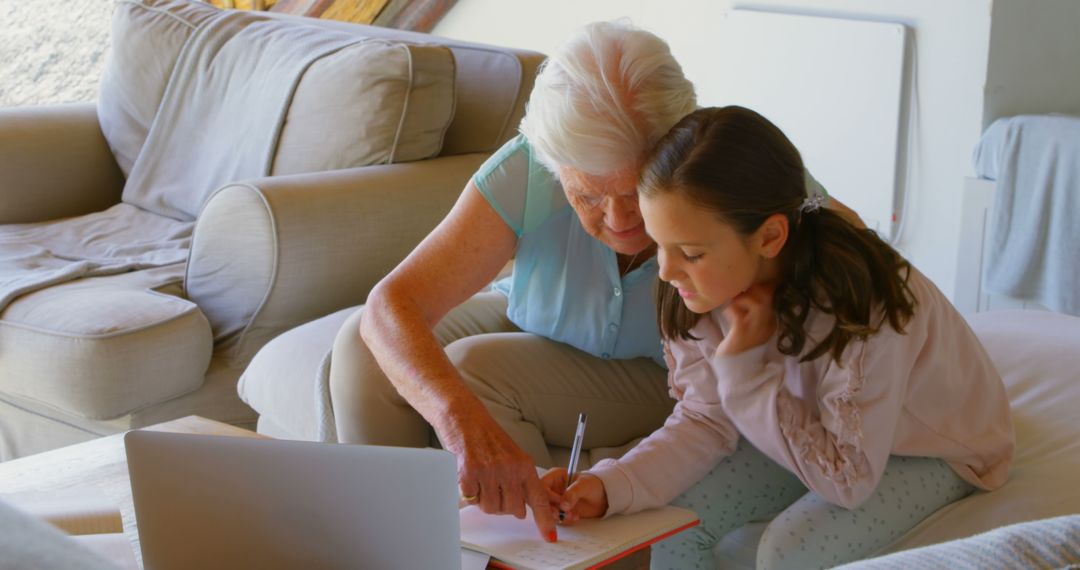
{"left": 559, "top": 412, "right": 588, "bottom": 522}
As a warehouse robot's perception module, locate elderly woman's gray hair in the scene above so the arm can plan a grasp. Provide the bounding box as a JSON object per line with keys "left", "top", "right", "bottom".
{"left": 519, "top": 20, "right": 697, "bottom": 176}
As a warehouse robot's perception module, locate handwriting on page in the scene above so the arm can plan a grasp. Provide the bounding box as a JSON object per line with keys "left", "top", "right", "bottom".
{"left": 514, "top": 535, "right": 616, "bottom": 567}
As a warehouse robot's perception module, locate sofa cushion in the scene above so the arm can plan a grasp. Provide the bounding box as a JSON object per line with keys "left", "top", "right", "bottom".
{"left": 0, "top": 266, "right": 212, "bottom": 420}
{"left": 100, "top": 0, "right": 457, "bottom": 221}
{"left": 272, "top": 39, "right": 456, "bottom": 174}
{"left": 238, "top": 306, "right": 356, "bottom": 442}
{"left": 258, "top": 14, "right": 546, "bottom": 157}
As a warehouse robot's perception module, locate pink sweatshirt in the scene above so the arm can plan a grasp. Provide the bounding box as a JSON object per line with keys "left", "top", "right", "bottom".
{"left": 591, "top": 268, "right": 1014, "bottom": 514}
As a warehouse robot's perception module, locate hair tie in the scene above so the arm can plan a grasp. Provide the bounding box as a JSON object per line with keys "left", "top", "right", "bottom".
{"left": 800, "top": 193, "right": 826, "bottom": 214}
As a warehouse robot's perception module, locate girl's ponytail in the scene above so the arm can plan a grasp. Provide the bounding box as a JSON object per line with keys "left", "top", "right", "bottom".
{"left": 776, "top": 208, "right": 915, "bottom": 363}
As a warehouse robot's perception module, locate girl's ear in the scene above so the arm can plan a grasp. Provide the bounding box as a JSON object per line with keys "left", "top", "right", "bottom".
{"left": 756, "top": 213, "right": 789, "bottom": 259}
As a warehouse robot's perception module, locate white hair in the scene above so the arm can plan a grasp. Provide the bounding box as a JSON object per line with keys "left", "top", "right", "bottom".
{"left": 519, "top": 20, "right": 697, "bottom": 176}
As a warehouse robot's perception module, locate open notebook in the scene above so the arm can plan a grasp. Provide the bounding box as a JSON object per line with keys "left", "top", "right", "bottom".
{"left": 461, "top": 505, "right": 699, "bottom": 570}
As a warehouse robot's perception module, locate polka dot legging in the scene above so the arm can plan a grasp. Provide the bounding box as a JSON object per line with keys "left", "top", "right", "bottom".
{"left": 650, "top": 440, "right": 975, "bottom": 570}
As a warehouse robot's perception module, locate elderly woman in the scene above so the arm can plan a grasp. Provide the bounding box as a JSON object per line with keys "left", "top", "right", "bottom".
{"left": 330, "top": 21, "right": 849, "bottom": 540}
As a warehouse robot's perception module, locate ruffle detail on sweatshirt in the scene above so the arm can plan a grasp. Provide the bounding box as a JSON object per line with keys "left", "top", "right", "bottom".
{"left": 662, "top": 341, "right": 684, "bottom": 400}
{"left": 776, "top": 349, "right": 871, "bottom": 487}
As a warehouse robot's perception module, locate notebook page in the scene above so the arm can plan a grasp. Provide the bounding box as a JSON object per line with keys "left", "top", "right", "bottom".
{"left": 460, "top": 505, "right": 697, "bottom": 570}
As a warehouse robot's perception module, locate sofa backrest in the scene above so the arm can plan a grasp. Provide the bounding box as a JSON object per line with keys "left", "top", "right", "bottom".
{"left": 98, "top": 0, "right": 221, "bottom": 178}
{"left": 261, "top": 14, "right": 546, "bottom": 158}
{"left": 98, "top": 0, "right": 545, "bottom": 184}
{"left": 111, "top": 1, "right": 466, "bottom": 220}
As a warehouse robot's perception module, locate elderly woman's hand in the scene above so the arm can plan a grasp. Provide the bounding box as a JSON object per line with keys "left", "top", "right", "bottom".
{"left": 446, "top": 410, "right": 559, "bottom": 542}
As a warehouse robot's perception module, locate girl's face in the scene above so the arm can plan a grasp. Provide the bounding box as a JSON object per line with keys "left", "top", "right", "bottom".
{"left": 641, "top": 190, "right": 782, "bottom": 314}
{"left": 559, "top": 165, "right": 653, "bottom": 255}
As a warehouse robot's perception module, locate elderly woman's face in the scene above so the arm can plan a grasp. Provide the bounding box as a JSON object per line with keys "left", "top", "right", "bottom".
{"left": 559, "top": 165, "right": 653, "bottom": 255}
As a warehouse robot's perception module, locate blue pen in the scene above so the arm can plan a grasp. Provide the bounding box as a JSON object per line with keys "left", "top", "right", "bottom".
{"left": 559, "top": 412, "right": 588, "bottom": 523}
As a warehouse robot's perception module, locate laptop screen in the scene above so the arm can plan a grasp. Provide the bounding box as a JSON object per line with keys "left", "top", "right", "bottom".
{"left": 126, "top": 432, "right": 461, "bottom": 570}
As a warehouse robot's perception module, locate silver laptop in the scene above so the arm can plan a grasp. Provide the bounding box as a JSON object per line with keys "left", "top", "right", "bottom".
{"left": 125, "top": 431, "right": 461, "bottom": 570}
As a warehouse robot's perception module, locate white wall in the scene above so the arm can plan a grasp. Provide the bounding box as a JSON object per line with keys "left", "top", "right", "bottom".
{"left": 433, "top": 0, "right": 994, "bottom": 300}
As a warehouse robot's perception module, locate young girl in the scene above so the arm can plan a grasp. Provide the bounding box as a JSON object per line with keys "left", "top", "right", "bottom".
{"left": 543, "top": 106, "right": 1014, "bottom": 569}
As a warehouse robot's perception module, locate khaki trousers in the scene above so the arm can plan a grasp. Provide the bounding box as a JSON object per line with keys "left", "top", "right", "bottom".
{"left": 329, "top": 292, "right": 673, "bottom": 467}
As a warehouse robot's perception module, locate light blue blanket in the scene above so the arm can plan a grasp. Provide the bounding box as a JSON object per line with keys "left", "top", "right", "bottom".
{"left": 0, "top": 204, "right": 192, "bottom": 312}
{"left": 973, "top": 114, "right": 1080, "bottom": 316}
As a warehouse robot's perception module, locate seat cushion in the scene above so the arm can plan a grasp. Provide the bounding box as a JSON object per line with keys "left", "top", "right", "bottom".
{"left": 0, "top": 266, "right": 212, "bottom": 420}
{"left": 238, "top": 306, "right": 356, "bottom": 442}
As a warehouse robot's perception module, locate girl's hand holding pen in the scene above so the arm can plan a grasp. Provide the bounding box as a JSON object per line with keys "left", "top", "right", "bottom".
{"left": 541, "top": 468, "right": 609, "bottom": 524}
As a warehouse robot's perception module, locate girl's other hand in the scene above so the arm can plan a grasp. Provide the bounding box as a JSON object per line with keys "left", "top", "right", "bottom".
{"left": 717, "top": 283, "right": 777, "bottom": 356}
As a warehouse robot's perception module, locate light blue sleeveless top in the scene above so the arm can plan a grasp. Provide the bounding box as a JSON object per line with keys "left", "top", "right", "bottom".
{"left": 473, "top": 135, "right": 666, "bottom": 365}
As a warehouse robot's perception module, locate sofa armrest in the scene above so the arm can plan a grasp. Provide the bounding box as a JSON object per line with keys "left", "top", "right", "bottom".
{"left": 0, "top": 103, "right": 126, "bottom": 224}
{"left": 187, "top": 152, "right": 489, "bottom": 363}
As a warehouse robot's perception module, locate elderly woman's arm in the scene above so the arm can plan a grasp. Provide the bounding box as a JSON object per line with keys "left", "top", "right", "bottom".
{"left": 358, "top": 181, "right": 558, "bottom": 540}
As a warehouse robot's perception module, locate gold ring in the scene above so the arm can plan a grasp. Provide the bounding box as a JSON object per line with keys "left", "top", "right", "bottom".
{"left": 461, "top": 492, "right": 479, "bottom": 502}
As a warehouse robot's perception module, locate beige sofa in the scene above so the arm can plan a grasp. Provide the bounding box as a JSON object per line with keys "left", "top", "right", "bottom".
{"left": 0, "top": 0, "right": 543, "bottom": 460}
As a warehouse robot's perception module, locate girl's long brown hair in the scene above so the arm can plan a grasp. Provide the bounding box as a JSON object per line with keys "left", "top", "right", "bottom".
{"left": 641, "top": 106, "right": 915, "bottom": 363}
